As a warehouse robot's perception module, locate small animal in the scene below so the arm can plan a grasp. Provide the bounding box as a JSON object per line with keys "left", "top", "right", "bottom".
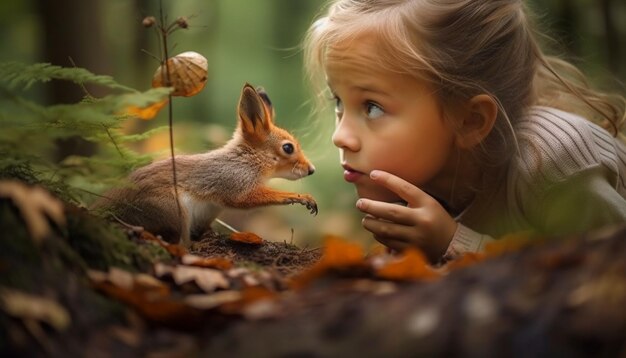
{"left": 94, "top": 83, "right": 317, "bottom": 244}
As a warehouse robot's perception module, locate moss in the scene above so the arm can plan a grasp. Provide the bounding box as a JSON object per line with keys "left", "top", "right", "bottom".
{"left": 65, "top": 205, "right": 169, "bottom": 272}
{"left": 0, "top": 204, "right": 46, "bottom": 291}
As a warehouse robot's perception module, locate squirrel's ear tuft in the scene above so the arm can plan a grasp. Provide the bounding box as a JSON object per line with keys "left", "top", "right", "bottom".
{"left": 256, "top": 87, "right": 276, "bottom": 123}
{"left": 238, "top": 83, "right": 270, "bottom": 141}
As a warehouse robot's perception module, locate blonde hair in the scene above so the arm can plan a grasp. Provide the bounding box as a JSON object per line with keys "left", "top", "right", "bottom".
{"left": 304, "top": 0, "right": 625, "bottom": 168}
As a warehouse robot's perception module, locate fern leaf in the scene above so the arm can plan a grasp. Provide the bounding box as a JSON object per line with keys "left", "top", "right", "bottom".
{"left": 0, "top": 62, "right": 137, "bottom": 92}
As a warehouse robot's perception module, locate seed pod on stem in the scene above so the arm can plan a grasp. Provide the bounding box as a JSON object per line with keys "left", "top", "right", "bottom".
{"left": 151, "top": 51, "right": 208, "bottom": 97}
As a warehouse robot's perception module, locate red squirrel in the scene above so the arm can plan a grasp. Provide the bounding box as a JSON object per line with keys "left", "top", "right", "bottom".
{"left": 94, "top": 83, "right": 317, "bottom": 244}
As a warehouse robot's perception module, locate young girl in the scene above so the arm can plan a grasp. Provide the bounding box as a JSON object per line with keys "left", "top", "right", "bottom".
{"left": 304, "top": 0, "right": 626, "bottom": 262}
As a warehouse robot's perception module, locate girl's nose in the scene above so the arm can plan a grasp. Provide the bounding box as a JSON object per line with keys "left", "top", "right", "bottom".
{"left": 332, "top": 117, "right": 360, "bottom": 151}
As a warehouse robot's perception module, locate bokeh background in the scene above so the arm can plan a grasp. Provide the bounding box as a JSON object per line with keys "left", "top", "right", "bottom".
{"left": 1, "top": 0, "right": 624, "bottom": 246}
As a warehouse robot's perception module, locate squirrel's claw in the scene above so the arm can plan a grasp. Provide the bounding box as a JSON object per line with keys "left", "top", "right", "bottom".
{"left": 288, "top": 194, "right": 317, "bottom": 216}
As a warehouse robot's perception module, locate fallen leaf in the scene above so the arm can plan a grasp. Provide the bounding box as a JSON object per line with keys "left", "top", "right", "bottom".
{"left": 155, "top": 264, "right": 229, "bottom": 292}
{"left": 484, "top": 231, "right": 536, "bottom": 257}
{"left": 290, "top": 235, "right": 367, "bottom": 289}
{"left": 184, "top": 291, "right": 242, "bottom": 310}
{"left": 87, "top": 268, "right": 170, "bottom": 297}
{"left": 181, "top": 254, "right": 233, "bottom": 270}
{"left": 108, "top": 267, "right": 135, "bottom": 291}
{"left": 230, "top": 232, "right": 264, "bottom": 245}
{"left": 133, "top": 273, "right": 170, "bottom": 297}
{"left": 219, "top": 286, "right": 279, "bottom": 318}
{"left": 444, "top": 252, "right": 487, "bottom": 272}
{"left": 164, "top": 244, "right": 189, "bottom": 257}
{"left": 93, "top": 281, "right": 204, "bottom": 327}
{"left": 140, "top": 231, "right": 188, "bottom": 257}
{"left": 124, "top": 98, "right": 168, "bottom": 120}
{"left": 0, "top": 180, "right": 65, "bottom": 243}
{"left": 0, "top": 288, "right": 70, "bottom": 331}
{"left": 375, "top": 249, "right": 440, "bottom": 281}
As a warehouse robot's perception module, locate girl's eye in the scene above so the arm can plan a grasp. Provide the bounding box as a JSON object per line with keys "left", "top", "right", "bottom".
{"left": 334, "top": 96, "right": 344, "bottom": 114}
{"left": 366, "top": 102, "right": 384, "bottom": 119}
{"left": 282, "top": 142, "right": 294, "bottom": 155}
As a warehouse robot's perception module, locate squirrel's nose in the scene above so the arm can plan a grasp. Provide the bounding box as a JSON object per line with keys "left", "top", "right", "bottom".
{"left": 308, "top": 165, "right": 315, "bottom": 176}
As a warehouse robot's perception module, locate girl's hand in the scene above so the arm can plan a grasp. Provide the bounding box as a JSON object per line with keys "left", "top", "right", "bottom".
{"left": 356, "top": 170, "right": 458, "bottom": 262}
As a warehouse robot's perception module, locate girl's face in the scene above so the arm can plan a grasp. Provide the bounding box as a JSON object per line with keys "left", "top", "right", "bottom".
{"left": 326, "top": 38, "right": 458, "bottom": 203}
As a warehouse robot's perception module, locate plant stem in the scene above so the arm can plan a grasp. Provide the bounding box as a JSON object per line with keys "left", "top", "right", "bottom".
{"left": 159, "top": 0, "right": 185, "bottom": 245}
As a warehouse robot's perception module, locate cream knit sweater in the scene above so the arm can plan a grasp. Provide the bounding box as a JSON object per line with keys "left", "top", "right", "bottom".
{"left": 446, "top": 106, "right": 626, "bottom": 257}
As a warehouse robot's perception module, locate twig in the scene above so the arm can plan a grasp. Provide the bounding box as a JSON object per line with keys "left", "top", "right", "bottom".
{"left": 110, "top": 213, "right": 144, "bottom": 232}
{"left": 159, "top": 0, "right": 185, "bottom": 245}
{"left": 214, "top": 218, "right": 240, "bottom": 233}
{"left": 102, "top": 124, "right": 125, "bottom": 158}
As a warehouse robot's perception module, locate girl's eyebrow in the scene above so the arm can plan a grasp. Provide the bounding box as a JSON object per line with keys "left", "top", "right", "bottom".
{"left": 354, "top": 85, "right": 387, "bottom": 95}
{"left": 327, "top": 82, "right": 388, "bottom": 96}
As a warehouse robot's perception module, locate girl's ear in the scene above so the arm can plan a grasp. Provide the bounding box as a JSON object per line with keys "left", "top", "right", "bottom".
{"left": 454, "top": 94, "right": 498, "bottom": 149}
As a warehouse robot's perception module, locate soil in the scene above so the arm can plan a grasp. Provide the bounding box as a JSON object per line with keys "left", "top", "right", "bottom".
{"left": 190, "top": 231, "right": 322, "bottom": 278}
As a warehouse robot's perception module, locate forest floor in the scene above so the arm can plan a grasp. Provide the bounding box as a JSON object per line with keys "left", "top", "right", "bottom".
{"left": 1, "top": 181, "right": 625, "bottom": 357}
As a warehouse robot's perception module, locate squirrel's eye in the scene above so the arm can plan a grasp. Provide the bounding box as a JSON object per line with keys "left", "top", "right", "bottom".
{"left": 282, "top": 143, "right": 294, "bottom": 155}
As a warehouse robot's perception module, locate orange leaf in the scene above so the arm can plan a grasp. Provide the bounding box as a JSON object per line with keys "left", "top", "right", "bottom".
{"left": 444, "top": 252, "right": 487, "bottom": 271}
{"left": 181, "top": 254, "right": 234, "bottom": 270}
{"left": 375, "top": 249, "right": 440, "bottom": 281}
{"left": 163, "top": 244, "right": 188, "bottom": 257}
{"left": 290, "top": 235, "right": 366, "bottom": 289}
{"left": 219, "top": 286, "right": 278, "bottom": 315}
{"left": 124, "top": 98, "right": 168, "bottom": 120}
{"left": 93, "top": 281, "right": 204, "bottom": 327}
{"left": 320, "top": 235, "right": 364, "bottom": 265}
{"left": 230, "top": 232, "right": 264, "bottom": 245}
{"left": 484, "top": 231, "right": 536, "bottom": 257}
{"left": 139, "top": 231, "right": 188, "bottom": 257}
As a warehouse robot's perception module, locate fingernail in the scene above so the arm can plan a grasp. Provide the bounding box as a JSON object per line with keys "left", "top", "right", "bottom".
{"left": 370, "top": 170, "right": 380, "bottom": 179}
{"left": 356, "top": 199, "right": 363, "bottom": 209}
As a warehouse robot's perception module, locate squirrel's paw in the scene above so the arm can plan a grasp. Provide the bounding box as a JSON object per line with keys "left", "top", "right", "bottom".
{"left": 286, "top": 194, "right": 318, "bottom": 216}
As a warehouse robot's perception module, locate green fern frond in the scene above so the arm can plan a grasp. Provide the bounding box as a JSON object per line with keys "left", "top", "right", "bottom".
{"left": 0, "top": 62, "right": 173, "bottom": 206}
{"left": 0, "top": 62, "right": 137, "bottom": 92}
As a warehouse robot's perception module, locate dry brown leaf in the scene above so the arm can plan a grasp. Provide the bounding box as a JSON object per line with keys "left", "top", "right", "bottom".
{"left": 484, "top": 231, "right": 536, "bottom": 257}
{"left": 0, "top": 288, "right": 70, "bottom": 331}
{"left": 93, "top": 281, "right": 203, "bottom": 327}
{"left": 88, "top": 268, "right": 170, "bottom": 297}
{"left": 155, "top": 264, "right": 229, "bottom": 292}
{"left": 290, "top": 235, "right": 367, "bottom": 289}
{"left": 108, "top": 267, "right": 135, "bottom": 291}
{"left": 133, "top": 273, "right": 170, "bottom": 297}
{"left": 184, "top": 291, "right": 242, "bottom": 310}
{"left": 443, "top": 252, "right": 487, "bottom": 271}
{"left": 375, "top": 249, "right": 440, "bottom": 281}
{"left": 0, "top": 180, "right": 65, "bottom": 243}
{"left": 139, "top": 231, "right": 188, "bottom": 257}
{"left": 181, "top": 254, "right": 233, "bottom": 270}
{"left": 164, "top": 244, "right": 189, "bottom": 257}
{"left": 124, "top": 98, "right": 168, "bottom": 120}
{"left": 229, "top": 232, "right": 264, "bottom": 245}
{"left": 219, "top": 286, "right": 279, "bottom": 317}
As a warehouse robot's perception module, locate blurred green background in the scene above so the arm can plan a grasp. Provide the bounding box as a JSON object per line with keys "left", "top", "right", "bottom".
{"left": 0, "top": 0, "right": 624, "bottom": 246}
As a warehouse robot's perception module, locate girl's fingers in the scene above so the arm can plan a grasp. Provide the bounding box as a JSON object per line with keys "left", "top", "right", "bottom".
{"left": 356, "top": 199, "right": 414, "bottom": 225}
{"left": 369, "top": 170, "right": 427, "bottom": 206}
{"left": 362, "top": 215, "right": 417, "bottom": 243}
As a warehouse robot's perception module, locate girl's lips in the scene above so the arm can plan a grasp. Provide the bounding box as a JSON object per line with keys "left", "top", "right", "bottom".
{"left": 342, "top": 165, "right": 365, "bottom": 183}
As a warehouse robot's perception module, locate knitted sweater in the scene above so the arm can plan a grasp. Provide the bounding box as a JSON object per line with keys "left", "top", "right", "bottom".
{"left": 446, "top": 106, "right": 626, "bottom": 257}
